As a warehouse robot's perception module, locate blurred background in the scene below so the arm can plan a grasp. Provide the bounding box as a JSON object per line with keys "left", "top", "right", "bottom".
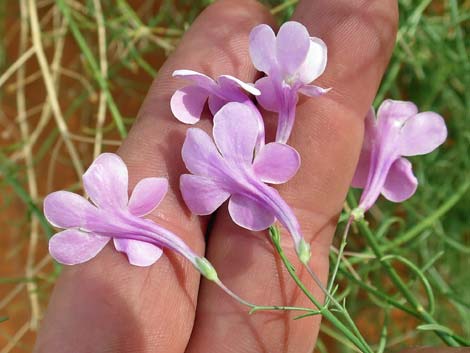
{"left": 0, "top": 0, "right": 468, "bottom": 352}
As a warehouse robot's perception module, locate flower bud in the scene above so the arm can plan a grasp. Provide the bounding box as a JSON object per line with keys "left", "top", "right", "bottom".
{"left": 297, "top": 238, "right": 311, "bottom": 265}
{"left": 196, "top": 257, "right": 218, "bottom": 282}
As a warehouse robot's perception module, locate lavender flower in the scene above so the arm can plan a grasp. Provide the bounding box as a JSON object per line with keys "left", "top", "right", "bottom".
{"left": 179, "top": 101, "right": 311, "bottom": 264}
{"left": 249, "top": 21, "right": 329, "bottom": 144}
{"left": 351, "top": 100, "right": 447, "bottom": 216}
{"left": 171, "top": 69, "right": 265, "bottom": 150}
{"left": 44, "top": 153, "right": 217, "bottom": 279}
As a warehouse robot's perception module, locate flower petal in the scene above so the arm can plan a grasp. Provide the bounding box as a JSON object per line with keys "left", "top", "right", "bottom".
{"left": 249, "top": 24, "right": 277, "bottom": 74}
{"left": 44, "top": 191, "right": 98, "bottom": 229}
{"left": 170, "top": 86, "right": 209, "bottom": 124}
{"left": 182, "top": 128, "right": 225, "bottom": 177}
{"left": 113, "top": 238, "right": 163, "bottom": 267}
{"left": 253, "top": 143, "right": 300, "bottom": 184}
{"left": 254, "top": 77, "right": 280, "bottom": 112}
{"left": 217, "top": 75, "right": 260, "bottom": 96}
{"left": 298, "top": 84, "right": 330, "bottom": 97}
{"left": 128, "top": 177, "right": 168, "bottom": 217}
{"left": 208, "top": 94, "right": 227, "bottom": 115}
{"left": 381, "top": 158, "right": 418, "bottom": 202}
{"left": 276, "top": 21, "right": 311, "bottom": 76}
{"left": 172, "top": 69, "right": 216, "bottom": 92}
{"left": 180, "top": 174, "right": 230, "bottom": 215}
{"left": 351, "top": 149, "right": 371, "bottom": 189}
{"left": 297, "top": 37, "right": 328, "bottom": 84}
{"left": 351, "top": 108, "right": 376, "bottom": 188}
{"left": 228, "top": 194, "right": 275, "bottom": 231}
{"left": 49, "top": 229, "right": 110, "bottom": 265}
{"left": 399, "top": 112, "right": 447, "bottom": 156}
{"left": 377, "top": 99, "right": 418, "bottom": 125}
{"left": 213, "top": 102, "right": 259, "bottom": 164}
{"left": 82, "top": 153, "right": 129, "bottom": 209}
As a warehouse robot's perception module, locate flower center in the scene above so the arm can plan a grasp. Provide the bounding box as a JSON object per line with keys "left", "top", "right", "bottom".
{"left": 284, "top": 75, "right": 297, "bottom": 86}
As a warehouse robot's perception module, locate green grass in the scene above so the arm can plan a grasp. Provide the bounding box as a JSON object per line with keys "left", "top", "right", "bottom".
{"left": 0, "top": 0, "right": 469, "bottom": 352}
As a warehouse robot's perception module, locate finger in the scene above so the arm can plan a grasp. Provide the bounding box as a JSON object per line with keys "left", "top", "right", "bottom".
{"left": 186, "top": 1, "right": 398, "bottom": 353}
{"left": 34, "top": 1, "right": 273, "bottom": 352}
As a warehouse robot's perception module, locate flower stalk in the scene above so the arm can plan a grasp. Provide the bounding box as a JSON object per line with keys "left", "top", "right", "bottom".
{"left": 358, "top": 219, "right": 460, "bottom": 347}
{"left": 269, "top": 226, "right": 374, "bottom": 353}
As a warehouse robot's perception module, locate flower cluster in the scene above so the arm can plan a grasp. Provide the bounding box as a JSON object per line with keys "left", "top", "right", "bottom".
{"left": 44, "top": 20, "right": 447, "bottom": 299}
{"left": 170, "top": 21, "right": 331, "bottom": 263}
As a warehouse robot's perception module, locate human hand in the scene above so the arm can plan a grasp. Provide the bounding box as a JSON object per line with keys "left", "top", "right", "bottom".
{"left": 34, "top": 0, "right": 398, "bottom": 352}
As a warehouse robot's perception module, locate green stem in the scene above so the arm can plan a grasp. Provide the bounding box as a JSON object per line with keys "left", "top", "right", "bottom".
{"left": 56, "top": 0, "right": 127, "bottom": 138}
{"left": 0, "top": 153, "right": 53, "bottom": 240}
{"left": 337, "top": 267, "right": 419, "bottom": 318}
{"left": 213, "top": 279, "right": 314, "bottom": 315}
{"left": 327, "top": 216, "right": 353, "bottom": 294}
{"left": 358, "top": 220, "right": 460, "bottom": 347}
{"left": 269, "top": 227, "right": 374, "bottom": 353}
{"left": 303, "top": 217, "right": 371, "bottom": 351}
{"left": 249, "top": 306, "right": 319, "bottom": 315}
{"left": 382, "top": 180, "right": 469, "bottom": 251}
{"left": 304, "top": 263, "right": 372, "bottom": 352}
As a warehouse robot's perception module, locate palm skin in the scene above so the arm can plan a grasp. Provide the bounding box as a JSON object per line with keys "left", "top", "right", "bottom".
{"left": 34, "top": 0, "right": 400, "bottom": 352}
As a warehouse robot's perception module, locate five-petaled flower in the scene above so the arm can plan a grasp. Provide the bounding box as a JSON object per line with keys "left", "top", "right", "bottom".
{"left": 351, "top": 100, "right": 447, "bottom": 216}
{"left": 44, "top": 153, "right": 216, "bottom": 278}
{"left": 179, "top": 101, "right": 311, "bottom": 264}
{"left": 249, "top": 21, "right": 329, "bottom": 144}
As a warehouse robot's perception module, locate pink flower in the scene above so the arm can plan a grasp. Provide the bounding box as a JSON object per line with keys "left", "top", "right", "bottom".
{"left": 249, "top": 21, "right": 329, "bottom": 144}
{"left": 170, "top": 69, "right": 265, "bottom": 150}
{"left": 44, "top": 153, "right": 209, "bottom": 272}
{"left": 179, "top": 102, "right": 311, "bottom": 263}
{"left": 352, "top": 100, "right": 447, "bottom": 215}
{"left": 170, "top": 69, "right": 260, "bottom": 124}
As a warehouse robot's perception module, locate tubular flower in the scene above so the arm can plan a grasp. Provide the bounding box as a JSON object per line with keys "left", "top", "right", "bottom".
{"left": 170, "top": 69, "right": 265, "bottom": 150}
{"left": 249, "top": 21, "right": 329, "bottom": 144}
{"left": 351, "top": 100, "right": 447, "bottom": 216}
{"left": 44, "top": 153, "right": 216, "bottom": 278}
{"left": 179, "top": 101, "right": 311, "bottom": 264}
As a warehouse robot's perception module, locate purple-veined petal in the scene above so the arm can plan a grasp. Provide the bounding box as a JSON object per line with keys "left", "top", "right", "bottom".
{"left": 381, "top": 158, "right": 418, "bottom": 202}
{"left": 170, "top": 86, "right": 209, "bottom": 124}
{"left": 399, "top": 112, "right": 447, "bottom": 156}
{"left": 276, "top": 21, "right": 311, "bottom": 76}
{"left": 254, "top": 76, "right": 280, "bottom": 112}
{"left": 44, "top": 191, "right": 98, "bottom": 229}
{"left": 298, "top": 84, "right": 330, "bottom": 97}
{"left": 228, "top": 194, "right": 275, "bottom": 231}
{"left": 128, "top": 177, "right": 168, "bottom": 217}
{"left": 253, "top": 142, "right": 300, "bottom": 184}
{"left": 249, "top": 24, "right": 277, "bottom": 74}
{"left": 180, "top": 174, "right": 230, "bottom": 215}
{"left": 82, "top": 153, "right": 129, "bottom": 209}
{"left": 218, "top": 75, "right": 260, "bottom": 96}
{"left": 351, "top": 108, "right": 376, "bottom": 188}
{"left": 172, "top": 69, "right": 216, "bottom": 92}
{"left": 213, "top": 102, "right": 259, "bottom": 164}
{"left": 297, "top": 37, "right": 328, "bottom": 84}
{"left": 208, "top": 94, "right": 227, "bottom": 115}
{"left": 49, "top": 229, "right": 110, "bottom": 265}
{"left": 113, "top": 238, "right": 163, "bottom": 267}
{"left": 377, "top": 99, "right": 418, "bottom": 125}
{"left": 182, "top": 128, "right": 225, "bottom": 177}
